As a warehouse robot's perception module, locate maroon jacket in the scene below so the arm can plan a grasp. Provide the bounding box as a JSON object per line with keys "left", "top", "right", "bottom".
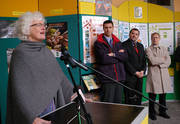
{"left": 94, "top": 33, "right": 128, "bottom": 83}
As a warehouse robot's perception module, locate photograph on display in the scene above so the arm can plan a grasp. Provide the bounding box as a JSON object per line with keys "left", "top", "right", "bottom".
{"left": 175, "top": 22, "right": 180, "bottom": 47}
{"left": 46, "top": 22, "right": 68, "bottom": 57}
{"left": 82, "top": 74, "right": 99, "bottom": 91}
{"left": 0, "top": 20, "right": 16, "bottom": 38}
{"left": 7, "top": 48, "right": 14, "bottom": 73}
{"left": 96, "top": 0, "right": 112, "bottom": 16}
{"left": 82, "top": 16, "right": 108, "bottom": 63}
{"left": 130, "top": 23, "right": 148, "bottom": 48}
{"left": 118, "top": 21, "right": 129, "bottom": 42}
{"left": 149, "top": 23, "right": 174, "bottom": 55}
{"left": 112, "top": 18, "right": 119, "bottom": 38}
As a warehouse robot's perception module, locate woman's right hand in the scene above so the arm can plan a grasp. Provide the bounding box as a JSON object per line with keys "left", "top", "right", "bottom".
{"left": 33, "top": 118, "right": 51, "bottom": 124}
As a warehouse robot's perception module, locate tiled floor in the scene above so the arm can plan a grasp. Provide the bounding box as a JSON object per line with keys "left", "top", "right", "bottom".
{"left": 145, "top": 101, "right": 180, "bottom": 124}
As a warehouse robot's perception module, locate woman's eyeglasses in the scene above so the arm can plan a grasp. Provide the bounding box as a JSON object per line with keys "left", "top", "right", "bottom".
{"left": 30, "top": 23, "right": 47, "bottom": 28}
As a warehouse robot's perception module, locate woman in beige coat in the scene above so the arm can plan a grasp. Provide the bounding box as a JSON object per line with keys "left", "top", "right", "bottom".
{"left": 146, "top": 32, "right": 172, "bottom": 120}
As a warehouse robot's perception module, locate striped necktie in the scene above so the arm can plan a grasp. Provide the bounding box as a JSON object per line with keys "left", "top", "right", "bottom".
{"left": 133, "top": 42, "right": 138, "bottom": 54}
{"left": 109, "top": 39, "right": 113, "bottom": 47}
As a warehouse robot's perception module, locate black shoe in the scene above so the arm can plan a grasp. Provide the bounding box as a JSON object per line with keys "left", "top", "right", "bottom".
{"left": 159, "top": 112, "right": 170, "bottom": 119}
{"left": 149, "top": 114, "right": 157, "bottom": 120}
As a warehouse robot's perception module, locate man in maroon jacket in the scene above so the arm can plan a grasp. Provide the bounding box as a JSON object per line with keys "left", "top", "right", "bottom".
{"left": 94, "top": 20, "right": 128, "bottom": 103}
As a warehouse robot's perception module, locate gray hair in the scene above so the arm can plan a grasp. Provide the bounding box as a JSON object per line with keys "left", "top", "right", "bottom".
{"left": 15, "top": 11, "right": 46, "bottom": 40}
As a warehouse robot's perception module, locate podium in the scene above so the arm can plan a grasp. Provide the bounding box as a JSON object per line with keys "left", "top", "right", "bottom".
{"left": 41, "top": 102, "right": 148, "bottom": 124}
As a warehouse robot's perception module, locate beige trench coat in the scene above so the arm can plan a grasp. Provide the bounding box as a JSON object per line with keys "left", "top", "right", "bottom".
{"left": 145, "top": 45, "right": 172, "bottom": 94}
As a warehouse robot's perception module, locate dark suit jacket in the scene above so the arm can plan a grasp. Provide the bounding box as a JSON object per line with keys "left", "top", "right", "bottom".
{"left": 174, "top": 45, "right": 180, "bottom": 62}
{"left": 122, "top": 39, "right": 146, "bottom": 83}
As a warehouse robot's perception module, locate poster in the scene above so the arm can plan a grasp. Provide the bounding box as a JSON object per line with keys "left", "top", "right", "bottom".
{"left": 82, "top": 16, "right": 108, "bottom": 63}
{"left": 96, "top": 0, "right": 112, "bottom": 16}
{"left": 6, "top": 48, "right": 14, "bottom": 73}
{"left": 112, "top": 18, "right": 119, "bottom": 38}
{"left": 149, "top": 23, "right": 174, "bottom": 55}
{"left": 130, "top": 23, "right": 148, "bottom": 48}
{"left": 46, "top": 22, "right": 68, "bottom": 57}
{"left": 118, "top": 21, "right": 129, "bottom": 42}
{"left": 0, "top": 20, "right": 15, "bottom": 38}
{"left": 175, "top": 22, "right": 180, "bottom": 47}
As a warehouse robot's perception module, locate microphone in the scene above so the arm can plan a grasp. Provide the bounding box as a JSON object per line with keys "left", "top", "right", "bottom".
{"left": 60, "top": 45, "right": 88, "bottom": 71}
{"left": 60, "top": 45, "right": 76, "bottom": 67}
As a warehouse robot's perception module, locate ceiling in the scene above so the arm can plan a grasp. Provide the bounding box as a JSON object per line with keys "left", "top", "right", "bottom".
{"left": 112, "top": 0, "right": 128, "bottom": 7}
{"left": 112, "top": 0, "right": 144, "bottom": 7}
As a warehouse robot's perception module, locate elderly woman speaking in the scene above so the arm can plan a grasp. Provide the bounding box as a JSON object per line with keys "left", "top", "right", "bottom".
{"left": 6, "top": 12, "right": 73, "bottom": 124}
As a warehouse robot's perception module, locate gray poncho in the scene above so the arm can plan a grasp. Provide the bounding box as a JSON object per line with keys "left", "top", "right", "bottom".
{"left": 6, "top": 40, "right": 73, "bottom": 124}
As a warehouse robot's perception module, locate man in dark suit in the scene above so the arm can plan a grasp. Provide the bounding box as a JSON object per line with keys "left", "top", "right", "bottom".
{"left": 122, "top": 28, "right": 146, "bottom": 105}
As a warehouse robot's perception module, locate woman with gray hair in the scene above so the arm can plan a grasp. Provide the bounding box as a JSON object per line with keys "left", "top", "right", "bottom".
{"left": 6, "top": 11, "right": 73, "bottom": 124}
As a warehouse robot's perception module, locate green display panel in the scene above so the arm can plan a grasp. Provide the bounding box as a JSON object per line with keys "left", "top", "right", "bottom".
{"left": 0, "top": 38, "right": 20, "bottom": 124}
{"left": 46, "top": 15, "right": 81, "bottom": 84}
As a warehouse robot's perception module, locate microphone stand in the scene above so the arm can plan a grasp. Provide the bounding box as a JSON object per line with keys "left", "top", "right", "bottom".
{"left": 60, "top": 47, "right": 167, "bottom": 111}
{"left": 60, "top": 46, "right": 92, "bottom": 124}
{"left": 83, "top": 65, "right": 167, "bottom": 110}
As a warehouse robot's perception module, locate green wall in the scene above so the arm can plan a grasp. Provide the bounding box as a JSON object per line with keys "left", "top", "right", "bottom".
{"left": 0, "top": 38, "right": 20, "bottom": 124}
